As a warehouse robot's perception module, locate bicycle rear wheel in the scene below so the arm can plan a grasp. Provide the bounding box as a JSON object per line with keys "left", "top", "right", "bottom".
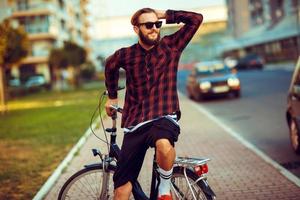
{"left": 58, "top": 164, "right": 115, "bottom": 200}
{"left": 171, "top": 166, "right": 215, "bottom": 200}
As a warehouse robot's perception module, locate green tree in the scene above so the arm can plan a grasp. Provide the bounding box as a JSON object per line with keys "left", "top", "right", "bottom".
{"left": 63, "top": 41, "right": 87, "bottom": 87}
{"left": 48, "top": 48, "right": 68, "bottom": 86}
{"left": 48, "top": 41, "right": 87, "bottom": 89}
{"left": 80, "top": 61, "right": 96, "bottom": 81}
{"left": 64, "top": 41, "right": 86, "bottom": 67}
{"left": 0, "top": 20, "right": 29, "bottom": 114}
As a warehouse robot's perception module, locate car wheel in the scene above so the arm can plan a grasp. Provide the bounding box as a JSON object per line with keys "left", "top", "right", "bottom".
{"left": 233, "top": 91, "right": 240, "bottom": 98}
{"left": 289, "top": 119, "right": 300, "bottom": 155}
{"left": 186, "top": 88, "right": 193, "bottom": 99}
{"left": 195, "top": 93, "right": 203, "bottom": 101}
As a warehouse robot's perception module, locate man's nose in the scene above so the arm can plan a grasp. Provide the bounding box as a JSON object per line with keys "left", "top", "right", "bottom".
{"left": 152, "top": 26, "right": 159, "bottom": 31}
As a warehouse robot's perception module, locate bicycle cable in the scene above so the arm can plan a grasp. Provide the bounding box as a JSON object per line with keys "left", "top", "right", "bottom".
{"left": 89, "top": 91, "right": 110, "bottom": 154}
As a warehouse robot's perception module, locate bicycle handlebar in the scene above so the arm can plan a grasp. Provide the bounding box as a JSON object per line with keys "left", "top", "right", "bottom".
{"left": 109, "top": 105, "right": 123, "bottom": 114}
{"left": 103, "top": 86, "right": 125, "bottom": 95}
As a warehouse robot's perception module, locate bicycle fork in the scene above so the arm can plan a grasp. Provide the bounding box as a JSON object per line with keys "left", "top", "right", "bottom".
{"left": 99, "top": 155, "right": 112, "bottom": 200}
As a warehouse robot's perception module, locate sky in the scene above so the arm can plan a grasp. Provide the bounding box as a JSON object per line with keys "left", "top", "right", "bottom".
{"left": 88, "top": 0, "right": 225, "bottom": 39}
{"left": 88, "top": 0, "right": 225, "bottom": 18}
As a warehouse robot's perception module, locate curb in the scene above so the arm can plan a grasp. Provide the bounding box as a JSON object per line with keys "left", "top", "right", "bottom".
{"left": 32, "top": 116, "right": 101, "bottom": 200}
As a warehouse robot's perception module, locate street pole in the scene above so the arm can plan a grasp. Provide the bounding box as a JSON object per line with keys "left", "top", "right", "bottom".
{"left": 0, "top": 66, "right": 7, "bottom": 115}
{"left": 297, "top": 2, "right": 300, "bottom": 58}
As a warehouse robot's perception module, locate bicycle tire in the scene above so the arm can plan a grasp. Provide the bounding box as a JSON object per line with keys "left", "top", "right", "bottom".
{"left": 171, "top": 166, "right": 215, "bottom": 200}
{"left": 58, "top": 164, "right": 116, "bottom": 200}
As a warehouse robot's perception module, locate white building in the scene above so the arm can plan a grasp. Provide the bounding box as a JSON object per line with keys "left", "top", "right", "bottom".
{"left": 5, "top": 0, "right": 90, "bottom": 83}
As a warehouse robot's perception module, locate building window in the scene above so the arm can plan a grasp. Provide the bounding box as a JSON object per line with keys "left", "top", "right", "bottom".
{"left": 22, "top": 15, "right": 49, "bottom": 33}
{"left": 17, "top": 0, "right": 29, "bottom": 11}
{"left": 249, "top": 0, "right": 264, "bottom": 26}
{"left": 270, "top": 0, "right": 284, "bottom": 24}
{"left": 58, "top": 0, "right": 65, "bottom": 9}
{"left": 60, "top": 19, "right": 65, "bottom": 30}
{"left": 292, "top": 0, "right": 299, "bottom": 13}
{"left": 76, "top": 13, "right": 80, "bottom": 21}
{"left": 264, "top": 42, "right": 281, "bottom": 54}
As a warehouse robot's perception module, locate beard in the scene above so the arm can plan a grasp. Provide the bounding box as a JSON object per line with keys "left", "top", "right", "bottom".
{"left": 139, "top": 30, "right": 160, "bottom": 46}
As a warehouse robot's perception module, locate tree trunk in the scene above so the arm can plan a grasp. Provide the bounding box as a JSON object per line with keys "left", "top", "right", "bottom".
{"left": 0, "top": 66, "right": 7, "bottom": 114}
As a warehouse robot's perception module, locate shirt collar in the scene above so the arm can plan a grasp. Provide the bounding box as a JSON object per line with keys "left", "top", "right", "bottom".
{"left": 136, "top": 42, "right": 158, "bottom": 53}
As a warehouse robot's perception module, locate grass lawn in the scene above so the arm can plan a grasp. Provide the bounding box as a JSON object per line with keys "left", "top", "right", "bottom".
{"left": 0, "top": 82, "right": 105, "bottom": 199}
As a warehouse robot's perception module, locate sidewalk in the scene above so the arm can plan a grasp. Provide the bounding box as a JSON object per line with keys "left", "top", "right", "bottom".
{"left": 44, "top": 94, "right": 300, "bottom": 200}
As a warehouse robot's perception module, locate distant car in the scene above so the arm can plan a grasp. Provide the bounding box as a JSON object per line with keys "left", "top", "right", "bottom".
{"left": 224, "top": 56, "right": 238, "bottom": 69}
{"left": 235, "top": 53, "right": 264, "bottom": 70}
{"left": 186, "top": 60, "right": 241, "bottom": 101}
{"left": 24, "top": 75, "right": 49, "bottom": 90}
{"left": 286, "top": 57, "right": 300, "bottom": 154}
{"left": 8, "top": 78, "right": 21, "bottom": 87}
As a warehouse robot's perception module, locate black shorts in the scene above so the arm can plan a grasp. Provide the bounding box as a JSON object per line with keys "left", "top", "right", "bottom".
{"left": 113, "top": 117, "right": 180, "bottom": 189}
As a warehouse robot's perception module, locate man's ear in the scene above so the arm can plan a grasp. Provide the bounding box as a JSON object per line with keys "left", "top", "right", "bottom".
{"left": 133, "top": 26, "right": 139, "bottom": 34}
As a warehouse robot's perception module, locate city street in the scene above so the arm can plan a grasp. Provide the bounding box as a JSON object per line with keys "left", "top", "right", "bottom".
{"left": 177, "top": 67, "right": 300, "bottom": 177}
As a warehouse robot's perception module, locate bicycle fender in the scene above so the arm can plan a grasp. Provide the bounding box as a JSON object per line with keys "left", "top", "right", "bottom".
{"left": 199, "top": 179, "right": 216, "bottom": 197}
{"left": 84, "top": 163, "right": 102, "bottom": 169}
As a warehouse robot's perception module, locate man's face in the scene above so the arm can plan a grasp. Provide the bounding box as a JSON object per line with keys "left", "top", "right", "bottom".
{"left": 136, "top": 12, "right": 161, "bottom": 46}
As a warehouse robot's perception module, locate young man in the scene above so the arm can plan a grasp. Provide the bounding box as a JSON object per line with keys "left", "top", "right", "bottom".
{"left": 105, "top": 8, "right": 203, "bottom": 200}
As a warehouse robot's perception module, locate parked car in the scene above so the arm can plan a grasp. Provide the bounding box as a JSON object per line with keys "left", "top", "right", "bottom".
{"left": 24, "top": 74, "right": 50, "bottom": 90}
{"left": 186, "top": 60, "right": 241, "bottom": 101}
{"left": 235, "top": 53, "right": 264, "bottom": 70}
{"left": 8, "top": 78, "right": 21, "bottom": 87}
{"left": 286, "top": 57, "right": 300, "bottom": 154}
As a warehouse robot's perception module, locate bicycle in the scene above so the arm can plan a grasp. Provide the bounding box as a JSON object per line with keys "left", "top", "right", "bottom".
{"left": 58, "top": 88, "right": 216, "bottom": 200}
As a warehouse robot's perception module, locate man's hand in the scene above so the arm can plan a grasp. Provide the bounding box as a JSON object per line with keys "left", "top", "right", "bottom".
{"left": 155, "top": 10, "right": 166, "bottom": 19}
{"left": 105, "top": 98, "right": 118, "bottom": 116}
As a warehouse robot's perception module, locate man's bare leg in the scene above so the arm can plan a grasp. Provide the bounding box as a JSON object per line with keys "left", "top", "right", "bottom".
{"left": 113, "top": 181, "right": 132, "bottom": 200}
{"left": 156, "top": 138, "right": 175, "bottom": 170}
{"left": 156, "top": 138, "right": 175, "bottom": 197}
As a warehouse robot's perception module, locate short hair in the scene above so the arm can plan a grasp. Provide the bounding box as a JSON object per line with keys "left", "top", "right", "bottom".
{"left": 131, "top": 8, "right": 157, "bottom": 26}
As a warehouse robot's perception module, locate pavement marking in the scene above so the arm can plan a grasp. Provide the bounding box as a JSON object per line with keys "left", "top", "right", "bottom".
{"left": 184, "top": 94, "right": 300, "bottom": 187}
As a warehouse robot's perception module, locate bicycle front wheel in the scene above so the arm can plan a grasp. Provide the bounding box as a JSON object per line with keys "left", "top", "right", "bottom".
{"left": 171, "top": 166, "right": 215, "bottom": 200}
{"left": 58, "top": 164, "right": 116, "bottom": 200}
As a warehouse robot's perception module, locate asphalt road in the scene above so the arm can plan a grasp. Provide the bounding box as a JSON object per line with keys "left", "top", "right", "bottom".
{"left": 177, "top": 68, "right": 300, "bottom": 178}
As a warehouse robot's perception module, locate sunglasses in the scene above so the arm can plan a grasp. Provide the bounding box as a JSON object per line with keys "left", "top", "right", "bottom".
{"left": 138, "top": 21, "right": 162, "bottom": 29}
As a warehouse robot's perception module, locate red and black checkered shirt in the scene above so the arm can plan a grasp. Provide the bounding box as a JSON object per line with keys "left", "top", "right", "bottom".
{"left": 105, "top": 10, "right": 203, "bottom": 128}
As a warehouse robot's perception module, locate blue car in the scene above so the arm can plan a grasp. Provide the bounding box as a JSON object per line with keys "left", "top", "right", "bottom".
{"left": 186, "top": 60, "right": 241, "bottom": 101}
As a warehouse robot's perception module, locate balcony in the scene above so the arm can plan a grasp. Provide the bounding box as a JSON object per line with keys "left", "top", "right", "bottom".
{"left": 20, "top": 56, "right": 48, "bottom": 65}
{"left": 28, "top": 33, "right": 57, "bottom": 41}
{"left": 11, "top": 3, "right": 57, "bottom": 18}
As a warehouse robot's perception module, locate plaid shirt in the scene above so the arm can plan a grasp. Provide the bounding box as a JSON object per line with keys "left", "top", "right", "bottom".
{"left": 105, "top": 10, "right": 203, "bottom": 128}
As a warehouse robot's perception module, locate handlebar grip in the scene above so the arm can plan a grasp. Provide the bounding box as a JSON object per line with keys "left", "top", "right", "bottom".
{"left": 109, "top": 105, "right": 123, "bottom": 113}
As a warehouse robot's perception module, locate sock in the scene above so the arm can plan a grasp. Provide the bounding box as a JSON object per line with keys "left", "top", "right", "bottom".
{"left": 157, "top": 167, "right": 173, "bottom": 196}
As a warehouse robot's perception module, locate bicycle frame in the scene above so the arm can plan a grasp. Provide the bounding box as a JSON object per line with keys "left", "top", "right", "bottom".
{"left": 92, "top": 112, "right": 159, "bottom": 200}
{"left": 87, "top": 107, "right": 216, "bottom": 200}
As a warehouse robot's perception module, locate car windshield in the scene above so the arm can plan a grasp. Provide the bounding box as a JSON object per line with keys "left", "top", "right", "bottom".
{"left": 196, "top": 62, "right": 229, "bottom": 76}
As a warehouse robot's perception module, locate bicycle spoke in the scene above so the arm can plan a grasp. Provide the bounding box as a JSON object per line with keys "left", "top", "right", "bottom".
{"left": 59, "top": 168, "right": 115, "bottom": 200}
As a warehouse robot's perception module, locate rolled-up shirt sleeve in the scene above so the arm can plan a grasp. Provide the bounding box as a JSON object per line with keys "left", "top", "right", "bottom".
{"left": 105, "top": 50, "right": 121, "bottom": 99}
{"left": 164, "top": 10, "right": 203, "bottom": 52}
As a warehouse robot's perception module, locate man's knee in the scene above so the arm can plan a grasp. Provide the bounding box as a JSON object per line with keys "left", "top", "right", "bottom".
{"left": 114, "top": 182, "right": 132, "bottom": 200}
{"left": 156, "top": 138, "right": 174, "bottom": 156}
